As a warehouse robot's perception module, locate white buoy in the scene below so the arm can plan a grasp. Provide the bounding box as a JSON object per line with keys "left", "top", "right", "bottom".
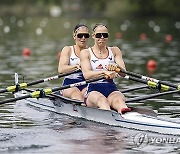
{"left": 4, "top": 26, "right": 10, "bottom": 33}
{"left": 36, "top": 27, "right": 43, "bottom": 35}
{"left": 50, "top": 6, "right": 62, "bottom": 17}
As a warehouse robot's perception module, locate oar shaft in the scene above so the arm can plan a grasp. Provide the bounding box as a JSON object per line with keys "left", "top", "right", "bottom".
{"left": 0, "top": 95, "right": 30, "bottom": 105}
{"left": 27, "top": 70, "right": 79, "bottom": 86}
{"left": 0, "top": 89, "right": 8, "bottom": 93}
{"left": 124, "top": 75, "right": 148, "bottom": 84}
{"left": 51, "top": 76, "right": 106, "bottom": 92}
{"left": 116, "top": 68, "right": 177, "bottom": 91}
{"left": 126, "top": 75, "right": 175, "bottom": 91}
{"left": 0, "top": 70, "right": 80, "bottom": 94}
{"left": 121, "top": 85, "right": 149, "bottom": 93}
{"left": 27, "top": 75, "right": 59, "bottom": 86}
{"left": 126, "top": 90, "right": 179, "bottom": 103}
{"left": 120, "top": 69, "right": 179, "bottom": 89}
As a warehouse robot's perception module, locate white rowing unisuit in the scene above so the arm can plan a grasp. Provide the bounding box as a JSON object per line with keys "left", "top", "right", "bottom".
{"left": 64, "top": 46, "right": 82, "bottom": 79}
{"left": 69, "top": 46, "right": 80, "bottom": 66}
{"left": 62, "top": 46, "right": 86, "bottom": 91}
{"left": 85, "top": 47, "right": 118, "bottom": 98}
{"left": 88, "top": 47, "right": 115, "bottom": 83}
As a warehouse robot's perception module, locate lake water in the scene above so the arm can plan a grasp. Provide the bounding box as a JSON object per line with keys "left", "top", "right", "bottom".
{"left": 0, "top": 15, "right": 180, "bottom": 153}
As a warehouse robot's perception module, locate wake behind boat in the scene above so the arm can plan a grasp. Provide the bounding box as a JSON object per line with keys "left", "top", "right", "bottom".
{"left": 14, "top": 90, "right": 180, "bottom": 136}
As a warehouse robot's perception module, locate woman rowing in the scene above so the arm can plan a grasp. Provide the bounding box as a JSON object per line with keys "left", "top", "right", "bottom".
{"left": 80, "top": 23, "right": 131, "bottom": 114}
{"left": 58, "top": 24, "right": 89, "bottom": 101}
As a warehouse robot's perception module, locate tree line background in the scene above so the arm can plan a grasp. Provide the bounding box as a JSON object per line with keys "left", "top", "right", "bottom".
{"left": 0, "top": 0, "right": 180, "bottom": 18}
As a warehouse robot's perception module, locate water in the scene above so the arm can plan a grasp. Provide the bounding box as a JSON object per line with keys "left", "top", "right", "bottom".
{"left": 0, "top": 15, "right": 180, "bottom": 153}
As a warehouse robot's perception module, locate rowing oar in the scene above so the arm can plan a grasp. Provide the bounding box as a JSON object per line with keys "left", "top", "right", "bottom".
{"left": 24, "top": 88, "right": 83, "bottom": 106}
{"left": 121, "top": 85, "right": 149, "bottom": 93}
{"left": 123, "top": 75, "right": 175, "bottom": 91}
{"left": 0, "top": 69, "right": 80, "bottom": 94}
{"left": 0, "top": 75, "right": 109, "bottom": 105}
{"left": 116, "top": 68, "right": 177, "bottom": 92}
{"left": 24, "top": 87, "right": 157, "bottom": 116}
{"left": 126, "top": 89, "right": 179, "bottom": 103}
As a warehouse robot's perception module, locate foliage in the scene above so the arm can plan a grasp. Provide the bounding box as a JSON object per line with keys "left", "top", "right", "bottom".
{"left": 0, "top": 0, "right": 180, "bottom": 17}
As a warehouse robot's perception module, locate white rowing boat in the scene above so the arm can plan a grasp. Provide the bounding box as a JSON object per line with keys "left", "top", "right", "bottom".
{"left": 14, "top": 90, "right": 180, "bottom": 136}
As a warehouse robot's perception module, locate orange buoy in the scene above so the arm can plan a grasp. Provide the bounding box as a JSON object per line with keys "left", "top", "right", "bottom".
{"left": 140, "top": 33, "right": 147, "bottom": 40}
{"left": 147, "top": 59, "right": 157, "bottom": 69}
{"left": 23, "top": 48, "right": 31, "bottom": 56}
{"left": 165, "top": 34, "right": 173, "bottom": 43}
{"left": 115, "top": 32, "right": 122, "bottom": 39}
{"left": 147, "top": 59, "right": 157, "bottom": 75}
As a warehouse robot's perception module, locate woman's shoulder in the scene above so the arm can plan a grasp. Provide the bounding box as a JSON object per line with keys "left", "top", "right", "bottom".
{"left": 108, "top": 46, "right": 122, "bottom": 57}
{"left": 60, "top": 46, "right": 73, "bottom": 58}
{"left": 108, "top": 46, "right": 120, "bottom": 51}
{"left": 80, "top": 48, "right": 91, "bottom": 58}
{"left": 62, "top": 46, "right": 72, "bottom": 51}
{"left": 61, "top": 46, "right": 72, "bottom": 53}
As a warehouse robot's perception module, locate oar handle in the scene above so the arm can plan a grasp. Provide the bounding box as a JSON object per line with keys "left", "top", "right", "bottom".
{"left": 115, "top": 67, "right": 140, "bottom": 78}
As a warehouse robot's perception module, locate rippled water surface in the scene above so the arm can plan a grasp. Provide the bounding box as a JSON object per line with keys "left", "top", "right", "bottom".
{"left": 0, "top": 16, "right": 180, "bottom": 153}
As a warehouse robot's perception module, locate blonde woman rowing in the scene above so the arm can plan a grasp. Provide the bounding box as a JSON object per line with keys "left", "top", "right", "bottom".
{"left": 80, "top": 23, "right": 131, "bottom": 114}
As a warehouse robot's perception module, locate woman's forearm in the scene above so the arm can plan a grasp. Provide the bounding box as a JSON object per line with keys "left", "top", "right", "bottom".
{"left": 58, "top": 65, "right": 78, "bottom": 74}
{"left": 83, "top": 70, "right": 106, "bottom": 80}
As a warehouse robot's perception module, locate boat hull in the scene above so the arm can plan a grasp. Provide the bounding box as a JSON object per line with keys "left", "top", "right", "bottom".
{"left": 14, "top": 91, "right": 180, "bottom": 136}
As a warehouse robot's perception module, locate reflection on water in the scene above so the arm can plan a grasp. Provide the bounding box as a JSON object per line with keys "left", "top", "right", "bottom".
{"left": 0, "top": 16, "right": 180, "bottom": 153}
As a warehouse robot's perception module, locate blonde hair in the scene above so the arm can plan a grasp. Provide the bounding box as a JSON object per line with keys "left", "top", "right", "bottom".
{"left": 92, "top": 23, "right": 108, "bottom": 32}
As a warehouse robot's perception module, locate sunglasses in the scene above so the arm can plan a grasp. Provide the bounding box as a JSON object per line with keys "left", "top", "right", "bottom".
{"left": 76, "top": 33, "right": 90, "bottom": 38}
{"left": 95, "top": 33, "right": 109, "bottom": 38}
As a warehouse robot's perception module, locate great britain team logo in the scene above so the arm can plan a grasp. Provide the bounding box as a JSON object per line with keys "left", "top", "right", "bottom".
{"left": 96, "top": 64, "right": 104, "bottom": 69}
